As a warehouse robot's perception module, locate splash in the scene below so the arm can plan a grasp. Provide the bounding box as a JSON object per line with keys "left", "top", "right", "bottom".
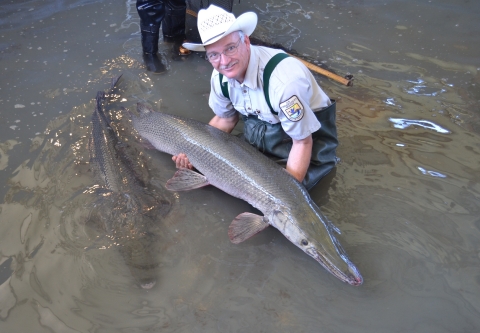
{"left": 405, "top": 78, "right": 447, "bottom": 97}
{"left": 417, "top": 166, "right": 447, "bottom": 178}
{"left": 389, "top": 118, "right": 451, "bottom": 134}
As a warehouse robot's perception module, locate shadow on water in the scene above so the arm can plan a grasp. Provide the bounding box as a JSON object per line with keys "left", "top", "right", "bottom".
{"left": 1, "top": 0, "right": 480, "bottom": 332}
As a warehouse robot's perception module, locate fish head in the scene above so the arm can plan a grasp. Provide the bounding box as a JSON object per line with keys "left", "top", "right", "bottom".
{"left": 304, "top": 241, "right": 363, "bottom": 286}
{"left": 271, "top": 207, "right": 363, "bottom": 286}
{"left": 136, "top": 102, "right": 155, "bottom": 116}
{"left": 127, "top": 104, "right": 162, "bottom": 150}
{"left": 129, "top": 103, "right": 153, "bottom": 131}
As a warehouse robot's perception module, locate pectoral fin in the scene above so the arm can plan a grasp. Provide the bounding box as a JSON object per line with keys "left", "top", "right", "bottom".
{"left": 165, "top": 168, "right": 210, "bottom": 191}
{"left": 228, "top": 212, "right": 270, "bottom": 244}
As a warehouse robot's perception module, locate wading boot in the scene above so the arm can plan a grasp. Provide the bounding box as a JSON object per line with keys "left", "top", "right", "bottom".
{"left": 142, "top": 53, "right": 166, "bottom": 73}
{"left": 176, "top": 40, "right": 191, "bottom": 56}
{"left": 163, "top": 37, "right": 191, "bottom": 57}
{"left": 140, "top": 26, "right": 166, "bottom": 74}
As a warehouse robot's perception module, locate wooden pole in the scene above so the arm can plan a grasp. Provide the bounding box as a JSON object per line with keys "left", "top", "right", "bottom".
{"left": 186, "top": 9, "right": 198, "bottom": 18}
{"left": 290, "top": 56, "right": 352, "bottom": 86}
{"left": 185, "top": 9, "right": 352, "bottom": 86}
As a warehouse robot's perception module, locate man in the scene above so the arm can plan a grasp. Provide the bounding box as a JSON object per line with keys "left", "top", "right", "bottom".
{"left": 173, "top": 5, "right": 338, "bottom": 190}
{"left": 137, "top": 0, "right": 191, "bottom": 74}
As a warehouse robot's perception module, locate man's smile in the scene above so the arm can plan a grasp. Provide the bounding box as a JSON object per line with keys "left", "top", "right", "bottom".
{"left": 219, "top": 60, "right": 238, "bottom": 71}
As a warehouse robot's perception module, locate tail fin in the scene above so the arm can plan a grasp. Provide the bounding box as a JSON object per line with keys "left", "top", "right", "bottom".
{"left": 110, "top": 74, "right": 123, "bottom": 90}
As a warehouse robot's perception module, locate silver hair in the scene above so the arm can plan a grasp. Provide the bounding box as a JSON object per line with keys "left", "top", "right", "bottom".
{"left": 237, "top": 30, "right": 245, "bottom": 43}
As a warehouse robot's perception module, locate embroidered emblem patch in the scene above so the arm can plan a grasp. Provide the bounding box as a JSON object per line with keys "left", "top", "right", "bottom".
{"left": 279, "top": 95, "right": 304, "bottom": 122}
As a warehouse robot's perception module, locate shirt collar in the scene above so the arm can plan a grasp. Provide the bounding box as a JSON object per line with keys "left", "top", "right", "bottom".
{"left": 242, "top": 45, "right": 259, "bottom": 89}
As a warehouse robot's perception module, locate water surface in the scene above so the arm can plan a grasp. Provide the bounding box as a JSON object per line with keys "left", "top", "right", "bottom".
{"left": 1, "top": 0, "right": 479, "bottom": 332}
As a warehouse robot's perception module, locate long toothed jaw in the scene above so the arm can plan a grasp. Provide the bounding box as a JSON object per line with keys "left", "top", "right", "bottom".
{"left": 306, "top": 248, "right": 363, "bottom": 286}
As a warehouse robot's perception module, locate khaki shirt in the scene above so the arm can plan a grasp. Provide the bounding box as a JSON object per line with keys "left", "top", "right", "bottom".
{"left": 208, "top": 45, "right": 331, "bottom": 140}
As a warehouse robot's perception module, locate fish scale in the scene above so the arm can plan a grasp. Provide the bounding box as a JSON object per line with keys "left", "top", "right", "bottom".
{"left": 91, "top": 91, "right": 135, "bottom": 194}
{"left": 136, "top": 110, "right": 287, "bottom": 209}
{"left": 131, "top": 103, "right": 363, "bottom": 286}
{"left": 186, "top": 122, "right": 280, "bottom": 207}
{"left": 88, "top": 78, "right": 174, "bottom": 289}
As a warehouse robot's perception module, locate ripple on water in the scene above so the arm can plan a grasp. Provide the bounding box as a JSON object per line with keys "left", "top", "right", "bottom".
{"left": 405, "top": 78, "right": 447, "bottom": 97}
{"left": 389, "top": 118, "right": 451, "bottom": 134}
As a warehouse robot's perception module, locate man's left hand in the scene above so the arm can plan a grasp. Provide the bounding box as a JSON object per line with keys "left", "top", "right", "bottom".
{"left": 172, "top": 153, "right": 193, "bottom": 169}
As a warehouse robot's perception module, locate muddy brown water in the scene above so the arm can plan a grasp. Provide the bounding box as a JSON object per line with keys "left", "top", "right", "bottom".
{"left": 1, "top": 0, "right": 479, "bottom": 332}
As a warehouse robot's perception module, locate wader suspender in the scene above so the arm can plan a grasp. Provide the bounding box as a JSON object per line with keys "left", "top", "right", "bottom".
{"left": 219, "top": 53, "right": 338, "bottom": 190}
{"left": 219, "top": 53, "right": 290, "bottom": 114}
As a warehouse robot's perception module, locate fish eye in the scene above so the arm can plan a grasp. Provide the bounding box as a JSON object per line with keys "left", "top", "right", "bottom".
{"left": 301, "top": 239, "right": 308, "bottom": 246}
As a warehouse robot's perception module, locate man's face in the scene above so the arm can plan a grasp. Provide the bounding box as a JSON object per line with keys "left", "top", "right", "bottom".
{"left": 205, "top": 31, "right": 251, "bottom": 83}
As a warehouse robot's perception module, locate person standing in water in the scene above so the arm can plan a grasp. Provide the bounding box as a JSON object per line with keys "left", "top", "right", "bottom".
{"left": 136, "top": 0, "right": 191, "bottom": 73}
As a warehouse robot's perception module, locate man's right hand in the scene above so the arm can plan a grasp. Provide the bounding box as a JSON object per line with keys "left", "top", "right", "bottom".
{"left": 172, "top": 153, "right": 193, "bottom": 169}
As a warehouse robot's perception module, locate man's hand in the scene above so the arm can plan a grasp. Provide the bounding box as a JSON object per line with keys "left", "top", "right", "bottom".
{"left": 172, "top": 153, "right": 193, "bottom": 169}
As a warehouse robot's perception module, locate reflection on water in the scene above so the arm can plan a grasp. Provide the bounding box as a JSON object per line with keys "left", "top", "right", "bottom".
{"left": 416, "top": 166, "right": 447, "bottom": 179}
{"left": 389, "top": 118, "right": 451, "bottom": 134}
{"left": 405, "top": 78, "right": 447, "bottom": 97}
{"left": 1, "top": 0, "right": 480, "bottom": 332}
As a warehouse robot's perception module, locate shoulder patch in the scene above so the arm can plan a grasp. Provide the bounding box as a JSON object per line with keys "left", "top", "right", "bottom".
{"left": 279, "top": 95, "right": 304, "bottom": 122}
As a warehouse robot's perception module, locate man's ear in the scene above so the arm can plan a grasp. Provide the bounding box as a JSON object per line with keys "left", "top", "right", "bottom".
{"left": 244, "top": 34, "right": 251, "bottom": 46}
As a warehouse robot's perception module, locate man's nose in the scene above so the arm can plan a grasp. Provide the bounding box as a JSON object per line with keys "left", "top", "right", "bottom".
{"left": 219, "top": 52, "right": 231, "bottom": 64}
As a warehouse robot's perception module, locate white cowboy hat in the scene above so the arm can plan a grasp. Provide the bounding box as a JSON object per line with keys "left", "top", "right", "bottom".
{"left": 182, "top": 5, "right": 257, "bottom": 52}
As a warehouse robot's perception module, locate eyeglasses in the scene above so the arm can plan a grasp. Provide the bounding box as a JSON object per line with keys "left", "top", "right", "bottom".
{"left": 205, "top": 39, "right": 242, "bottom": 63}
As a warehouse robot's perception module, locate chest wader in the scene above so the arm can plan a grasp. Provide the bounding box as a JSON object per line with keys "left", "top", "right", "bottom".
{"left": 219, "top": 53, "right": 338, "bottom": 190}
{"left": 137, "top": 0, "right": 187, "bottom": 72}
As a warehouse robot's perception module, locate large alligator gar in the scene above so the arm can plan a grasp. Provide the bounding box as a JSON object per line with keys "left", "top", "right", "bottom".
{"left": 130, "top": 103, "right": 363, "bottom": 286}
{"left": 89, "top": 77, "right": 173, "bottom": 289}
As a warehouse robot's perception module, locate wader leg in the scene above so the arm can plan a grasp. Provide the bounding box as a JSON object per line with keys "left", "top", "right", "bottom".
{"left": 305, "top": 101, "right": 339, "bottom": 189}
{"left": 302, "top": 162, "right": 336, "bottom": 190}
{"left": 241, "top": 101, "right": 339, "bottom": 191}
{"left": 137, "top": 0, "right": 166, "bottom": 73}
{"left": 162, "top": 0, "right": 186, "bottom": 42}
{"left": 162, "top": 0, "right": 190, "bottom": 56}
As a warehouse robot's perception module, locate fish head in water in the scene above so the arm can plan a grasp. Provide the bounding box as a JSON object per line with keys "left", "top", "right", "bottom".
{"left": 269, "top": 206, "right": 363, "bottom": 286}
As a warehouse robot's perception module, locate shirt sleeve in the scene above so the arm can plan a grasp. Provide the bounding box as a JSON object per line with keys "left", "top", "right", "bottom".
{"left": 208, "top": 71, "right": 237, "bottom": 118}
{"left": 270, "top": 58, "right": 330, "bottom": 140}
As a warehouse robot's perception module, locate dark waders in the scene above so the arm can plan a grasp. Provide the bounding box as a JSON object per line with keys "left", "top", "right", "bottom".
{"left": 242, "top": 101, "right": 338, "bottom": 190}
{"left": 136, "top": 0, "right": 187, "bottom": 72}
{"left": 136, "top": 0, "right": 187, "bottom": 45}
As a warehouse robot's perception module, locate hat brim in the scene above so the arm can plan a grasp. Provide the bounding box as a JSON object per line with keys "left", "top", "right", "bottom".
{"left": 183, "top": 12, "right": 257, "bottom": 52}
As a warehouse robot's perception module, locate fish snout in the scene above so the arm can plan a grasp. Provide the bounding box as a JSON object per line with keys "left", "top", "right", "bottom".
{"left": 346, "top": 265, "right": 363, "bottom": 286}
{"left": 307, "top": 247, "right": 363, "bottom": 286}
{"left": 347, "top": 272, "right": 363, "bottom": 286}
